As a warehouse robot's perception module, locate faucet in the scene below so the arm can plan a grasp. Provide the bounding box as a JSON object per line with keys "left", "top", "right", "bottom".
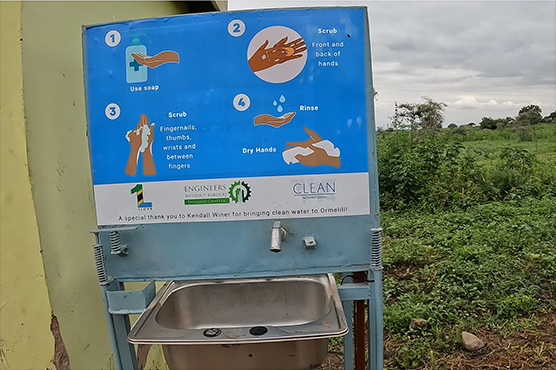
{"left": 270, "top": 221, "right": 286, "bottom": 252}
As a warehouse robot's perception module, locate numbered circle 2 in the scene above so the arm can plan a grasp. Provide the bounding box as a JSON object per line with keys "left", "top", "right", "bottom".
{"left": 228, "top": 20, "right": 246, "bottom": 37}
{"left": 105, "top": 30, "right": 121, "bottom": 47}
{"left": 105, "top": 103, "right": 121, "bottom": 120}
{"left": 233, "top": 94, "right": 250, "bottom": 111}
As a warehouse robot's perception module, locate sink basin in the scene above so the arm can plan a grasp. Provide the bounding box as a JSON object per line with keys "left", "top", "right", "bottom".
{"left": 128, "top": 274, "right": 348, "bottom": 370}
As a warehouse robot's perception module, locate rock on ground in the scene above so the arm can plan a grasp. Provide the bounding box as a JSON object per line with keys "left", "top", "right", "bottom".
{"left": 409, "top": 318, "right": 428, "bottom": 330}
{"left": 462, "top": 331, "right": 485, "bottom": 352}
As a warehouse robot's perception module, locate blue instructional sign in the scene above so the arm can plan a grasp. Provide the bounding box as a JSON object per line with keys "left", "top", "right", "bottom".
{"left": 83, "top": 7, "right": 372, "bottom": 225}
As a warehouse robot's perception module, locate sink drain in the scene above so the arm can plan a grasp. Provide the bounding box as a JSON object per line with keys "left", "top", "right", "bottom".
{"left": 203, "top": 328, "right": 222, "bottom": 337}
{"left": 249, "top": 326, "right": 268, "bottom": 336}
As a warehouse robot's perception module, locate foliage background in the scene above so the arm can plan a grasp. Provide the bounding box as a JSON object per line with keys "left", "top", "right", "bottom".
{"left": 373, "top": 99, "right": 556, "bottom": 369}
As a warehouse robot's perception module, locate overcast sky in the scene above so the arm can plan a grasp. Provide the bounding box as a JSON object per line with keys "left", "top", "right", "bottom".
{"left": 229, "top": 0, "right": 556, "bottom": 127}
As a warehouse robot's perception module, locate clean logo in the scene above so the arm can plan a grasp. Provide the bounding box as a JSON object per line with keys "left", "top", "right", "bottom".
{"left": 130, "top": 184, "right": 152, "bottom": 208}
{"left": 292, "top": 180, "right": 336, "bottom": 200}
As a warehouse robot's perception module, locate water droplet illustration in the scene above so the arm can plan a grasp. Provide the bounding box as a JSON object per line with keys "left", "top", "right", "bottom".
{"left": 277, "top": 105, "right": 284, "bottom": 113}
{"left": 279, "top": 95, "right": 286, "bottom": 103}
{"left": 273, "top": 100, "right": 277, "bottom": 106}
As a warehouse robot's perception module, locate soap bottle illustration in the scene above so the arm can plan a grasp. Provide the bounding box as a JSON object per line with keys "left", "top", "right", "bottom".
{"left": 126, "top": 35, "right": 147, "bottom": 83}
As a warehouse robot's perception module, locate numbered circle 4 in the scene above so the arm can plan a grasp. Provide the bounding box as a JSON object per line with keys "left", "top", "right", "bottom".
{"left": 228, "top": 20, "right": 246, "bottom": 37}
{"left": 105, "top": 30, "right": 121, "bottom": 47}
{"left": 233, "top": 94, "right": 250, "bottom": 111}
{"left": 105, "top": 103, "right": 121, "bottom": 120}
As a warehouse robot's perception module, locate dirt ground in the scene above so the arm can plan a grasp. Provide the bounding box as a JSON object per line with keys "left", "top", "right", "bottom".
{"left": 319, "top": 352, "right": 344, "bottom": 370}
{"left": 319, "top": 311, "right": 556, "bottom": 370}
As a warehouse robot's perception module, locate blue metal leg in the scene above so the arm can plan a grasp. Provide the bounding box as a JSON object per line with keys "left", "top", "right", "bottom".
{"left": 342, "top": 296, "right": 354, "bottom": 370}
{"left": 113, "top": 282, "right": 138, "bottom": 370}
{"left": 104, "top": 281, "right": 139, "bottom": 370}
{"left": 101, "top": 285, "right": 124, "bottom": 370}
{"left": 368, "top": 270, "right": 384, "bottom": 370}
{"left": 112, "top": 312, "right": 138, "bottom": 370}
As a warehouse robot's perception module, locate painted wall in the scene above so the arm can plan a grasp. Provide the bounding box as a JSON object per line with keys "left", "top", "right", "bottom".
{"left": 0, "top": 1, "right": 210, "bottom": 369}
{"left": 214, "top": 1, "right": 228, "bottom": 11}
{"left": 0, "top": 2, "right": 55, "bottom": 369}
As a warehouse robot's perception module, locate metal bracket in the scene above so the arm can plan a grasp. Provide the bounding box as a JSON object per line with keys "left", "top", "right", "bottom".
{"left": 90, "top": 226, "right": 140, "bottom": 235}
{"left": 91, "top": 226, "right": 139, "bottom": 257}
{"left": 106, "top": 280, "right": 156, "bottom": 315}
{"left": 337, "top": 283, "right": 371, "bottom": 301}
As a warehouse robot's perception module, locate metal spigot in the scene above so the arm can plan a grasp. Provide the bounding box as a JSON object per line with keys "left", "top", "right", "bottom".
{"left": 270, "top": 221, "right": 286, "bottom": 252}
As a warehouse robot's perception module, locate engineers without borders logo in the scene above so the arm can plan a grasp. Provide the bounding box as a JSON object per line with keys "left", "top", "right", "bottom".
{"left": 229, "top": 181, "right": 251, "bottom": 203}
{"left": 184, "top": 181, "right": 251, "bottom": 205}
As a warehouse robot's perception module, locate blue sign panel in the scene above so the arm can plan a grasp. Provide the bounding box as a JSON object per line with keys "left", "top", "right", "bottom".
{"left": 84, "top": 7, "right": 371, "bottom": 225}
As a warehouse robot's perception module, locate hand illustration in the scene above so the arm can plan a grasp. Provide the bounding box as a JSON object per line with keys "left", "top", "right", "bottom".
{"left": 284, "top": 127, "right": 341, "bottom": 168}
{"left": 248, "top": 37, "right": 306, "bottom": 72}
{"left": 254, "top": 112, "right": 296, "bottom": 128}
{"left": 142, "top": 119, "right": 156, "bottom": 176}
{"left": 285, "top": 126, "right": 322, "bottom": 148}
{"left": 125, "top": 117, "right": 144, "bottom": 176}
{"left": 131, "top": 51, "right": 179, "bottom": 68}
{"left": 125, "top": 114, "right": 157, "bottom": 176}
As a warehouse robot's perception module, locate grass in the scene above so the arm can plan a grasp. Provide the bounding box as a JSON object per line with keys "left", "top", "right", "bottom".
{"left": 456, "top": 124, "right": 556, "bottom": 170}
{"left": 377, "top": 124, "right": 556, "bottom": 369}
{"left": 321, "top": 125, "right": 555, "bottom": 370}
{"left": 383, "top": 198, "right": 556, "bottom": 321}
{"left": 381, "top": 199, "right": 556, "bottom": 369}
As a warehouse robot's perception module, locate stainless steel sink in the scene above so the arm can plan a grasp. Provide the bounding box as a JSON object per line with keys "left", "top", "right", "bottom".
{"left": 128, "top": 274, "right": 348, "bottom": 370}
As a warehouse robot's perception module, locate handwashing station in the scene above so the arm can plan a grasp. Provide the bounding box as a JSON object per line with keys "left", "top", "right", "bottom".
{"left": 83, "top": 7, "right": 383, "bottom": 370}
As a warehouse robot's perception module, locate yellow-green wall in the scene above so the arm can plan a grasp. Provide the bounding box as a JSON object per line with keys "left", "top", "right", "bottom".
{"left": 1, "top": 1, "right": 218, "bottom": 369}
{"left": 0, "top": 2, "right": 55, "bottom": 369}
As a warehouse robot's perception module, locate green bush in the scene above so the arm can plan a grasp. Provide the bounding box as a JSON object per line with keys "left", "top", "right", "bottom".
{"left": 376, "top": 124, "right": 556, "bottom": 211}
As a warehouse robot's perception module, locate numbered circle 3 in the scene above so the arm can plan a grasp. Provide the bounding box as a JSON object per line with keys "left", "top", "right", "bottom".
{"left": 233, "top": 94, "right": 250, "bottom": 111}
{"left": 228, "top": 20, "right": 246, "bottom": 37}
{"left": 105, "top": 103, "right": 121, "bottom": 120}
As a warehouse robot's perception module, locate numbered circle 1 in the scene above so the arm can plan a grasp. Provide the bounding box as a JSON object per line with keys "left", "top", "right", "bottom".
{"left": 228, "top": 20, "right": 246, "bottom": 37}
{"left": 105, "top": 30, "right": 121, "bottom": 47}
{"left": 233, "top": 94, "right": 250, "bottom": 111}
{"left": 105, "top": 103, "right": 121, "bottom": 120}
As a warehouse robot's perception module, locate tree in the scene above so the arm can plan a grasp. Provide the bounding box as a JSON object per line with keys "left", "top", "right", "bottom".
{"left": 480, "top": 116, "right": 512, "bottom": 130}
{"left": 515, "top": 105, "right": 543, "bottom": 126}
{"left": 390, "top": 96, "right": 447, "bottom": 132}
{"left": 448, "top": 123, "right": 457, "bottom": 128}
{"left": 496, "top": 117, "right": 514, "bottom": 130}
{"left": 543, "top": 111, "right": 556, "bottom": 124}
{"left": 519, "top": 104, "right": 542, "bottom": 116}
{"left": 480, "top": 117, "right": 497, "bottom": 130}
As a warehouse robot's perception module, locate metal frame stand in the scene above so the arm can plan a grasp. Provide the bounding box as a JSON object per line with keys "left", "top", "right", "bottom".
{"left": 85, "top": 5, "right": 383, "bottom": 370}
{"left": 92, "top": 228, "right": 384, "bottom": 370}
{"left": 338, "top": 228, "right": 383, "bottom": 370}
